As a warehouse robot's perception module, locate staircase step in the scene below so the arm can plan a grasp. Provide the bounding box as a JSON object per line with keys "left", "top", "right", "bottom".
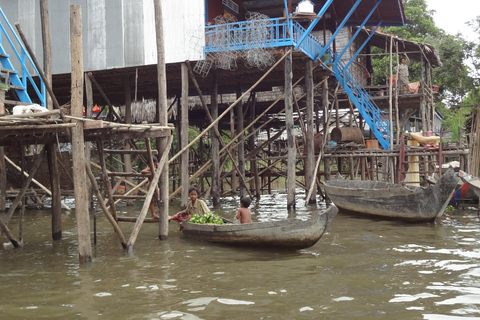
{"left": 8, "top": 85, "right": 24, "bottom": 91}
{"left": 1, "top": 68, "right": 17, "bottom": 74}
{"left": 0, "top": 53, "right": 8, "bottom": 58}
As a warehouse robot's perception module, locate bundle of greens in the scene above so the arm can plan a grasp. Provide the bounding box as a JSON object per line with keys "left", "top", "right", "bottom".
{"left": 189, "top": 213, "right": 225, "bottom": 224}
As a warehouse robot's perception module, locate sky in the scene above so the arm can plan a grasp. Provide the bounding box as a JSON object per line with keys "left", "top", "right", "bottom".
{"left": 424, "top": 0, "right": 478, "bottom": 41}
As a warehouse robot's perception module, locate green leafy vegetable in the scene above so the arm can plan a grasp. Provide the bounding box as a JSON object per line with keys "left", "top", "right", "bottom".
{"left": 189, "top": 212, "right": 224, "bottom": 224}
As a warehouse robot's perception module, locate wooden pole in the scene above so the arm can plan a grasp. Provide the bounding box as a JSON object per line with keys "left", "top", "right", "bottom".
{"left": 230, "top": 105, "right": 238, "bottom": 195}
{"left": 305, "top": 60, "right": 315, "bottom": 204}
{"left": 70, "top": 5, "right": 92, "bottom": 264}
{"left": 236, "top": 83, "right": 246, "bottom": 198}
{"left": 285, "top": 48, "right": 296, "bottom": 209}
{"left": 388, "top": 36, "right": 393, "bottom": 149}
{"left": 123, "top": 78, "right": 134, "bottom": 206}
{"left": 127, "top": 136, "right": 172, "bottom": 252}
{"left": 1, "top": 148, "right": 46, "bottom": 234}
{"left": 180, "top": 63, "right": 189, "bottom": 207}
{"left": 0, "top": 89, "right": 5, "bottom": 211}
{"left": 97, "top": 140, "right": 117, "bottom": 220}
{"left": 211, "top": 69, "right": 221, "bottom": 207}
{"left": 153, "top": 0, "right": 169, "bottom": 240}
{"left": 84, "top": 72, "right": 94, "bottom": 209}
{"left": 250, "top": 94, "right": 260, "bottom": 198}
{"left": 85, "top": 164, "right": 127, "bottom": 249}
{"left": 4, "top": 156, "right": 70, "bottom": 210}
{"left": 87, "top": 72, "right": 121, "bottom": 121}
{"left": 14, "top": 23, "right": 60, "bottom": 110}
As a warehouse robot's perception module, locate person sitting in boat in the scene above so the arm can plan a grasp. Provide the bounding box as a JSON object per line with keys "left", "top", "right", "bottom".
{"left": 141, "top": 155, "right": 160, "bottom": 219}
{"left": 235, "top": 196, "right": 252, "bottom": 224}
{"left": 169, "top": 186, "right": 210, "bottom": 226}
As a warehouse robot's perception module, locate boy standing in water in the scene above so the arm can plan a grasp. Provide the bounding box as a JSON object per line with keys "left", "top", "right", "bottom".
{"left": 235, "top": 197, "right": 252, "bottom": 224}
{"left": 169, "top": 186, "right": 210, "bottom": 224}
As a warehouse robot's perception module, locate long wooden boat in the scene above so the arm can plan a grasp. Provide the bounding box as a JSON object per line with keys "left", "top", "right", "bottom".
{"left": 181, "top": 206, "right": 338, "bottom": 249}
{"left": 323, "top": 169, "right": 458, "bottom": 222}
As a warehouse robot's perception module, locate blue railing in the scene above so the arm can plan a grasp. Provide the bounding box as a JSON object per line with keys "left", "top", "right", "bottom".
{"left": 332, "top": 59, "right": 390, "bottom": 149}
{"left": 0, "top": 7, "right": 45, "bottom": 106}
{"left": 291, "top": 20, "right": 325, "bottom": 61}
{"left": 204, "top": 18, "right": 391, "bottom": 150}
{"left": 205, "top": 18, "right": 293, "bottom": 53}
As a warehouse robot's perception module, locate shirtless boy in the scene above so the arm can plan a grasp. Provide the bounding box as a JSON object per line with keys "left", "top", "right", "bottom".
{"left": 235, "top": 197, "right": 252, "bottom": 224}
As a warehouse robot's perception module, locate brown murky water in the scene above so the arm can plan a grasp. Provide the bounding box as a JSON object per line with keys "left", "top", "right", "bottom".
{"left": 1, "top": 193, "right": 480, "bottom": 319}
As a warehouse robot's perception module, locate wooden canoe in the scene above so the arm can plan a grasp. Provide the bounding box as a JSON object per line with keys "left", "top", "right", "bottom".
{"left": 181, "top": 205, "right": 338, "bottom": 249}
{"left": 323, "top": 169, "right": 458, "bottom": 222}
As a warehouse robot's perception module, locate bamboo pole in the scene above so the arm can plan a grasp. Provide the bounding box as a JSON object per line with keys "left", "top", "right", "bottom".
{"left": 127, "top": 135, "right": 172, "bottom": 253}
{"left": 85, "top": 164, "right": 127, "bottom": 249}
{"left": 14, "top": 22, "right": 61, "bottom": 110}
{"left": 2, "top": 147, "right": 46, "bottom": 227}
{"left": 97, "top": 139, "right": 117, "bottom": 220}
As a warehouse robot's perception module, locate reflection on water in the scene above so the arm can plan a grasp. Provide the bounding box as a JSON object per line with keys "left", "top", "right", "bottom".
{"left": 1, "top": 192, "right": 480, "bottom": 319}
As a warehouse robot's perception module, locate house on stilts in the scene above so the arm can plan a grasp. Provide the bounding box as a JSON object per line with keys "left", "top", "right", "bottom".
{"left": 0, "top": 0, "right": 471, "bottom": 260}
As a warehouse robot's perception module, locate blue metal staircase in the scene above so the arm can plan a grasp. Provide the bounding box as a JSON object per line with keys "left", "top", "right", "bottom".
{"left": 0, "top": 7, "right": 46, "bottom": 107}
{"left": 204, "top": 18, "right": 390, "bottom": 150}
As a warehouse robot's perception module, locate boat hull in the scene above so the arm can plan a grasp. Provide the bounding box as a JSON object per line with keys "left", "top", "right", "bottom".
{"left": 181, "top": 206, "right": 338, "bottom": 249}
{"left": 323, "top": 170, "right": 458, "bottom": 222}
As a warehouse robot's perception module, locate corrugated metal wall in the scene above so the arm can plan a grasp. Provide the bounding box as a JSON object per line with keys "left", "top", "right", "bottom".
{"left": 0, "top": 0, "right": 205, "bottom": 74}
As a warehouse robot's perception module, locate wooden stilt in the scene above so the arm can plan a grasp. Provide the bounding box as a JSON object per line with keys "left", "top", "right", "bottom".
{"left": 47, "top": 144, "right": 62, "bottom": 240}
{"left": 84, "top": 71, "right": 94, "bottom": 210}
{"left": 211, "top": 69, "right": 221, "bottom": 207}
{"left": 249, "top": 94, "right": 260, "bottom": 198}
{"left": 236, "top": 83, "right": 246, "bottom": 198}
{"left": 180, "top": 63, "right": 189, "bottom": 208}
{"left": 127, "top": 135, "right": 172, "bottom": 252}
{"left": 322, "top": 79, "right": 331, "bottom": 183}
{"left": 285, "top": 48, "right": 296, "bottom": 209}
{"left": 124, "top": 77, "right": 134, "bottom": 206}
{"left": 305, "top": 60, "right": 315, "bottom": 204}
{"left": 85, "top": 164, "right": 127, "bottom": 249}
{"left": 97, "top": 140, "right": 117, "bottom": 220}
{"left": 70, "top": 4, "right": 92, "bottom": 264}
{"left": 154, "top": 0, "right": 169, "bottom": 240}
{"left": 0, "top": 89, "right": 5, "bottom": 211}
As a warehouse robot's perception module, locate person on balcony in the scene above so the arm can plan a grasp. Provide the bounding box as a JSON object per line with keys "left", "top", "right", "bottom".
{"left": 396, "top": 53, "right": 410, "bottom": 94}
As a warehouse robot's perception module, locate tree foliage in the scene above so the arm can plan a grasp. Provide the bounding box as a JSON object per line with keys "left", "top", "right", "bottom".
{"left": 372, "top": 0, "right": 480, "bottom": 140}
